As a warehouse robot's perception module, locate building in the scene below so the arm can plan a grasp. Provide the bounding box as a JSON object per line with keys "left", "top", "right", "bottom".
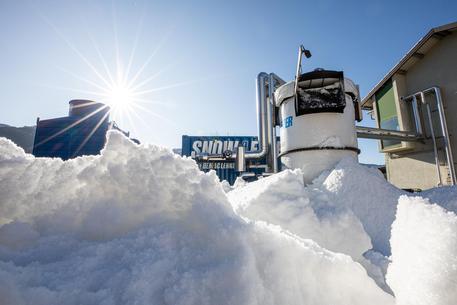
{"left": 361, "top": 22, "right": 457, "bottom": 190}
{"left": 33, "top": 100, "right": 130, "bottom": 160}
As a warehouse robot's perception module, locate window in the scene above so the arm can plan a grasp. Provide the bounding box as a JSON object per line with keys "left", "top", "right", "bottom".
{"left": 375, "top": 80, "right": 402, "bottom": 149}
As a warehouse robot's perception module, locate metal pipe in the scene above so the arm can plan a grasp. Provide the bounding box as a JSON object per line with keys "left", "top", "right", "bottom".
{"left": 420, "top": 91, "right": 442, "bottom": 186}
{"left": 425, "top": 102, "right": 443, "bottom": 186}
{"left": 245, "top": 72, "right": 269, "bottom": 160}
{"left": 265, "top": 76, "right": 273, "bottom": 166}
{"left": 356, "top": 126, "right": 422, "bottom": 141}
{"left": 294, "top": 46, "right": 304, "bottom": 99}
{"left": 194, "top": 72, "right": 284, "bottom": 174}
{"left": 272, "top": 126, "right": 279, "bottom": 173}
{"left": 403, "top": 92, "right": 439, "bottom": 183}
{"left": 270, "top": 73, "right": 286, "bottom": 87}
{"left": 402, "top": 87, "right": 456, "bottom": 185}
{"left": 235, "top": 145, "right": 246, "bottom": 172}
{"left": 194, "top": 72, "right": 271, "bottom": 167}
{"left": 411, "top": 95, "right": 423, "bottom": 136}
{"left": 268, "top": 74, "right": 279, "bottom": 173}
{"left": 428, "top": 87, "right": 456, "bottom": 184}
{"left": 268, "top": 73, "right": 285, "bottom": 173}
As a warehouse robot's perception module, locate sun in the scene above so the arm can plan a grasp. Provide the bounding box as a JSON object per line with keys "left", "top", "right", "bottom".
{"left": 106, "top": 83, "right": 134, "bottom": 111}
{"left": 45, "top": 13, "right": 182, "bottom": 135}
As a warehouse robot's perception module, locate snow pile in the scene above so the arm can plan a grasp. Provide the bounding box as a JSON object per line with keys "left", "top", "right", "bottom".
{"left": 2, "top": 131, "right": 457, "bottom": 305}
{"left": 0, "top": 133, "right": 394, "bottom": 305}
{"left": 229, "top": 158, "right": 402, "bottom": 258}
{"left": 227, "top": 158, "right": 457, "bottom": 302}
{"left": 228, "top": 168, "right": 372, "bottom": 260}
{"left": 421, "top": 186, "right": 457, "bottom": 213}
{"left": 314, "top": 158, "right": 403, "bottom": 255}
{"left": 387, "top": 196, "right": 457, "bottom": 305}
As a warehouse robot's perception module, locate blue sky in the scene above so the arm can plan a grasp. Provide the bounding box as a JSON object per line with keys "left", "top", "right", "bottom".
{"left": 1, "top": 0, "right": 456, "bottom": 164}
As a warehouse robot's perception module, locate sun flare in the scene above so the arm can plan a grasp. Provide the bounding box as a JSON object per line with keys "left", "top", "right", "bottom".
{"left": 105, "top": 83, "right": 135, "bottom": 111}
{"left": 43, "top": 12, "right": 182, "bottom": 140}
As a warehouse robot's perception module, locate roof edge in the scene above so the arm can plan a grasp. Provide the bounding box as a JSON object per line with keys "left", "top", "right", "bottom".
{"left": 361, "top": 21, "right": 457, "bottom": 109}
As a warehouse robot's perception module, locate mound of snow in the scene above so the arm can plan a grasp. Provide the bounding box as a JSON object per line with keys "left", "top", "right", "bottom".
{"left": 387, "top": 196, "right": 457, "bottom": 305}
{"left": 229, "top": 158, "right": 403, "bottom": 258}
{"left": 421, "top": 186, "right": 457, "bottom": 213}
{"left": 227, "top": 158, "right": 406, "bottom": 293}
{"left": 313, "top": 158, "right": 403, "bottom": 256}
{"left": 0, "top": 132, "right": 394, "bottom": 305}
{"left": 228, "top": 168, "right": 372, "bottom": 260}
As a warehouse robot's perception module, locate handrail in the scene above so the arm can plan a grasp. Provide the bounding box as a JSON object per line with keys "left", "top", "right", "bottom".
{"left": 402, "top": 87, "right": 455, "bottom": 185}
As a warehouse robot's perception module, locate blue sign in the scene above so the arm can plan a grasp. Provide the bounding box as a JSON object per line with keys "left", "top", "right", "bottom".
{"left": 181, "top": 135, "right": 267, "bottom": 184}
{"left": 284, "top": 116, "right": 293, "bottom": 128}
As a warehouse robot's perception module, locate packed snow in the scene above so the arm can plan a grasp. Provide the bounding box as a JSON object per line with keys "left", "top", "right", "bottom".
{"left": 0, "top": 131, "right": 456, "bottom": 305}
{"left": 228, "top": 168, "right": 372, "bottom": 260}
{"left": 387, "top": 196, "right": 457, "bottom": 305}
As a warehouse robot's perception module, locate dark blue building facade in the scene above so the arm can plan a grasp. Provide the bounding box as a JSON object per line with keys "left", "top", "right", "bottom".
{"left": 33, "top": 100, "right": 112, "bottom": 160}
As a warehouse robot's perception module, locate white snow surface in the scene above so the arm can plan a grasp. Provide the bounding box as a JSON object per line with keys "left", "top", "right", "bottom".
{"left": 0, "top": 131, "right": 456, "bottom": 304}
{"left": 387, "top": 196, "right": 457, "bottom": 305}
{"left": 229, "top": 157, "right": 402, "bottom": 257}
{"left": 228, "top": 168, "right": 372, "bottom": 260}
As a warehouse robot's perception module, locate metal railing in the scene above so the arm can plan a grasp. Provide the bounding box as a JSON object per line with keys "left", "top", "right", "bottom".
{"left": 402, "top": 87, "right": 456, "bottom": 185}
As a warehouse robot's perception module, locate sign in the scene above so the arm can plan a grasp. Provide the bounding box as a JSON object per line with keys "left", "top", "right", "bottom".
{"left": 181, "top": 135, "right": 267, "bottom": 184}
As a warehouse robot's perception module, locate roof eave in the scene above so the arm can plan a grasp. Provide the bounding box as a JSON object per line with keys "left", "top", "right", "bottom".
{"left": 361, "top": 21, "right": 457, "bottom": 110}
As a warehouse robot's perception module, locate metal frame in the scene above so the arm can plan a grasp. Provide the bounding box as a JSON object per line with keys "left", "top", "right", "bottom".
{"left": 425, "top": 102, "right": 442, "bottom": 185}
{"left": 359, "top": 86, "right": 454, "bottom": 186}
{"left": 356, "top": 126, "right": 422, "bottom": 142}
{"left": 402, "top": 87, "right": 456, "bottom": 185}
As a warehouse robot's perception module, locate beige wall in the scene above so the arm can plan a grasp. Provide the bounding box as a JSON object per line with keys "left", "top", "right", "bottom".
{"left": 385, "top": 32, "right": 457, "bottom": 189}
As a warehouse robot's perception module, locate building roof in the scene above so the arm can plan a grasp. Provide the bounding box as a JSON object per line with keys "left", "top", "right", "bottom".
{"left": 361, "top": 21, "right": 457, "bottom": 110}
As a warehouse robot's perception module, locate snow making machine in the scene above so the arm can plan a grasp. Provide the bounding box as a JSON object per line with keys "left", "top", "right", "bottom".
{"left": 276, "top": 67, "right": 362, "bottom": 183}
{"left": 194, "top": 46, "right": 363, "bottom": 182}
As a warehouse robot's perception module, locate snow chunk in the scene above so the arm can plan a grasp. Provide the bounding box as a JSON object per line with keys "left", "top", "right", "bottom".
{"left": 314, "top": 158, "right": 403, "bottom": 255}
{"left": 387, "top": 195, "right": 457, "bottom": 305}
{"left": 228, "top": 168, "right": 372, "bottom": 260}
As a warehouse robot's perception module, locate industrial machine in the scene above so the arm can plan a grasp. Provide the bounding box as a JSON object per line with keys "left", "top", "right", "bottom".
{"left": 195, "top": 46, "right": 362, "bottom": 182}
{"left": 276, "top": 69, "right": 361, "bottom": 182}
